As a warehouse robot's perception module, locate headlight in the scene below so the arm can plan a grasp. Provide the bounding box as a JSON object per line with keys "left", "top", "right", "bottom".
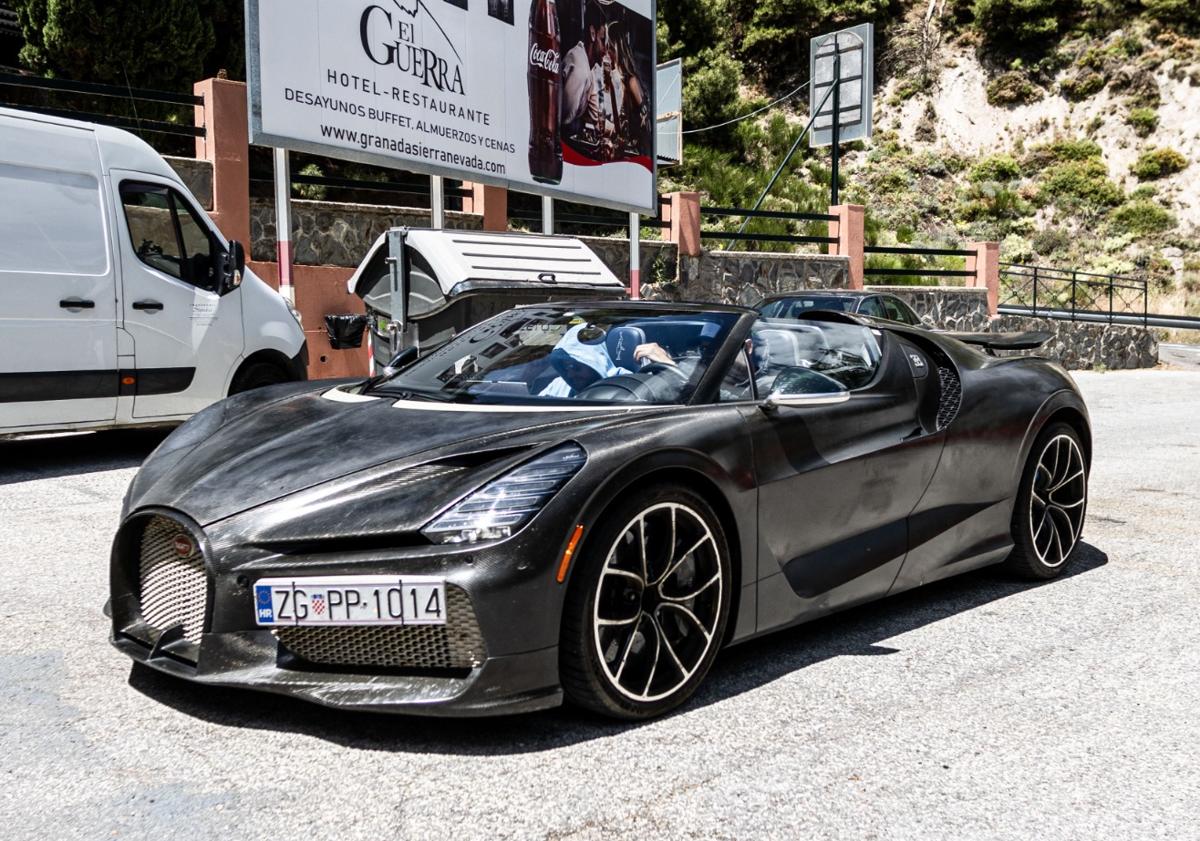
{"left": 422, "top": 444, "right": 587, "bottom": 545}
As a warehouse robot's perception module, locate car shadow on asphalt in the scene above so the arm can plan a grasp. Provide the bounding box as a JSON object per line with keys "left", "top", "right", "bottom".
{"left": 127, "top": 542, "right": 1108, "bottom": 754}
{"left": 0, "top": 428, "right": 171, "bottom": 484}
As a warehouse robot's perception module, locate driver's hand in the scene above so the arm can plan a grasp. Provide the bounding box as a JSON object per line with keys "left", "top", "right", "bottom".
{"left": 634, "top": 343, "right": 675, "bottom": 367}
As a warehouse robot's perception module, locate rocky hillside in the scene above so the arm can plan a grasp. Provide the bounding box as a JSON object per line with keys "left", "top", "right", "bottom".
{"left": 664, "top": 2, "right": 1200, "bottom": 320}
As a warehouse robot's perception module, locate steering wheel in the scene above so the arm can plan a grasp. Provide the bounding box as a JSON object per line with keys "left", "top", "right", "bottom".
{"left": 638, "top": 362, "right": 689, "bottom": 383}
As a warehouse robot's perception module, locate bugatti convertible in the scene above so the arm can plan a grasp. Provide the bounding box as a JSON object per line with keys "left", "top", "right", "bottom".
{"left": 109, "top": 301, "right": 1091, "bottom": 720}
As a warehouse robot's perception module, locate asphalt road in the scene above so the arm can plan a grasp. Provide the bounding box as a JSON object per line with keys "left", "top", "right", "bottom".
{"left": 2, "top": 371, "right": 1198, "bottom": 841}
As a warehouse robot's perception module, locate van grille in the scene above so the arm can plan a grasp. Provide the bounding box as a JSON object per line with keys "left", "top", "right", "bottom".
{"left": 137, "top": 516, "right": 208, "bottom": 646}
{"left": 275, "top": 586, "right": 485, "bottom": 671}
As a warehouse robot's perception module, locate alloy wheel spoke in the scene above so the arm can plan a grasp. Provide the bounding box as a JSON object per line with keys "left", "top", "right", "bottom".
{"left": 658, "top": 602, "right": 713, "bottom": 643}
{"left": 1048, "top": 505, "right": 1078, "bottom": 548}
{"left": 613, "top": 612, "right": 646, "bottom": 682}
{"left": 639, "top": 613, "right": 662, "bottom": 696}
{"left": 601, "top": 566, "right": 645, "bottom": 588}
{"left": 654, "top": 613, "right": 688, "bottom": 677}
{"left": 1050, "top": 468, "right": 1085, "bottom": 494}
{"left": 660, "top": 571, "right": 721, "bottom": 604}
{"left": 654, "top": 534, "right": 713, "bottom": 588}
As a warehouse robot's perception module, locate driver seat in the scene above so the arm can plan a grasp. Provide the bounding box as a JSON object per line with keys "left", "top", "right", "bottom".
{"left": 607, "top": 325, "right": 647, "bottom": 371}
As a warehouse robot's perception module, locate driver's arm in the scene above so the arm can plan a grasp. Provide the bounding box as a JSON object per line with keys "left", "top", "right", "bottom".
{"left": 633, "top": 342, "right": 676, "bottom": 367}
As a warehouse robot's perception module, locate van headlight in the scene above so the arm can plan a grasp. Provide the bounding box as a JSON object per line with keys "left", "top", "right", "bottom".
{"left": 422, "top": 445, "right": 587, "bottom": 545}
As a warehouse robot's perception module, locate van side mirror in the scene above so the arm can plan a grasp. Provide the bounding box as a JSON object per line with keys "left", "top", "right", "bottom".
{"left": 219, "top": 240, "right": 246, "bottom": 295}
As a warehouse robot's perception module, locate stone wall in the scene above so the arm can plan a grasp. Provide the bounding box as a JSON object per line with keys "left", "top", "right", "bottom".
{"left": 991, "top": 315, "right": 1159, "bottom": 370}
{"left": 871, "top": 285, "right": 1157, "bottom": 370}
{"left": 249, "top": 198, "right": 483, "bottom": 266}
{"left": 866, "top": 285, "right": 991, "bottom": 332}
{"left": 165, "top": 156, "right": 213, "bottom": 210}
{"left": 577, "top": 236, "right": 678, "bottom": 289}
{"left": 652, "top": 251, "right": 849, "bottom": 305}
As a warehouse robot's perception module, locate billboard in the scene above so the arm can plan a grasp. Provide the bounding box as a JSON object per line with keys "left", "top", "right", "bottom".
{"left": 247, "top": 0, "right": 658, "bottom": 213}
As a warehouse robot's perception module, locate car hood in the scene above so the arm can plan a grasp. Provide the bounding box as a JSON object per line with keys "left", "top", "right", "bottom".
{"left": 126, "top": 383, "right": 661, "bottom": 527}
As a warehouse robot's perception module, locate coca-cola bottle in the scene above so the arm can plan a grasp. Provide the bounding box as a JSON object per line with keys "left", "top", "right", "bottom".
{"left": 527, "top": 0, "right": 562, "bottom": 184}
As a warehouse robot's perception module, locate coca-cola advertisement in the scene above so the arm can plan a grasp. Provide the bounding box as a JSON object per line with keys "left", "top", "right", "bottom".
{"left": 247, "top": 0, "right": 657, "bottom": 213}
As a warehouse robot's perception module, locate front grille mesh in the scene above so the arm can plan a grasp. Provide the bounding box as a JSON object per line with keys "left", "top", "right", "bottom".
{"left": 137, "top": 516, "right": 208, "bottom": 646}
{"left": 936, "top": 366, "right": 962, "bottom": 431}
{"left": 275, "top": 586, "right": 485, "bottom": 671}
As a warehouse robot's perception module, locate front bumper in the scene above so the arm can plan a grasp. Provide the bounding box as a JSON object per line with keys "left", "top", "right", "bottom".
{"left": 109, "top": 505, "right": 578, "bottom": 717}
{"left": 110, "top": 627, "right": 561, "bottom": 716}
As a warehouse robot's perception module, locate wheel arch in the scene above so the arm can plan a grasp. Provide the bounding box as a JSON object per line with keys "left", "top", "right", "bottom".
{"left": 568, "top": 450, "right": 751, "bottom": 647}
{"left": 227, "top": 346, "right": 308, "bottom": 396}
{"left": 1044, "top": 405, "right": 1092, "bottom": 468}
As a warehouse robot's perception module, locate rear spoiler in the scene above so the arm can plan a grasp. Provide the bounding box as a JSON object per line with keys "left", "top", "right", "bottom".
{"left": 946, "top": 331, "right": 1054, "bottom": 354}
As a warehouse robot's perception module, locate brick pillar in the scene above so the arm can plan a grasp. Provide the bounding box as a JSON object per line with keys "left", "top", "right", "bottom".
{"left": 462, "top": 182, "right": 509, "bottom": 232}
{"left": 194, "top": 78, "right": 250, "bottom": 248}
{"left": 663, "top": 191, "right": 701, "bottom": 257}
{"left": 827, "top": 204, "right": 865, "bottom": 290}
{"left": 967, "top": 241, "right": 1000, "bottom": 316}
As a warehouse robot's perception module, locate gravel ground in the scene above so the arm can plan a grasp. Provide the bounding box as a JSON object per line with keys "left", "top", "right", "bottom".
{"left": 1, "top": 370, "right": 1197, "bottom": 841}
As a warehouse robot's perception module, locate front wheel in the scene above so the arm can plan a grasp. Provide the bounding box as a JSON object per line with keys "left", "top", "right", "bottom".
{"left": 1005, "top": 422, "right": 1089, "bottom": 579}
{"left": 560, "top": 484, "right": 732, "bottom": 720}
{"left": 229, "top": 362, "right": 291, "bottom": 396}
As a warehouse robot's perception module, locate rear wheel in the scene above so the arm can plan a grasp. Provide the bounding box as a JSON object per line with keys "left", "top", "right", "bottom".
{"left": 560, "top": 484, "right": 731, "bottom": 720}
{"left": 1005, "top": 422, "right": 1088, "bottom": 579}
{"left": 229, "top": 362, "right": 290, "bottom": 395}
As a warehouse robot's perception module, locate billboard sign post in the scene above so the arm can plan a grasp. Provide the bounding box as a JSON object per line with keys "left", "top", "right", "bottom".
{"left": 246, "top": 0, "right": 658, "bottom": 214}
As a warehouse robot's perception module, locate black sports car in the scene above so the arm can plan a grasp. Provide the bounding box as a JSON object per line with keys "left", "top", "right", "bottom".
{"left": 757, "top": 289, "right": 924, "bottom": 326}
{"left": 109, "top": 301, "right": 1091, "bottom": 720}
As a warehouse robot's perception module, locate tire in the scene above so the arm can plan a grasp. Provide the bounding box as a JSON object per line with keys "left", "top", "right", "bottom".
{"left": 229, "top": 362, "right": 290, "bottom": 396}
{"left": 1004, "top": 422, "right": 1089, "bottom": 580}
{"left": 560, "top": 483, "right": 732, "bottom": 720}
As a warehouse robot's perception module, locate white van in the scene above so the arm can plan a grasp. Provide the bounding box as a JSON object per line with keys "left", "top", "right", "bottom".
{"left": 0, "top": 107, "right": 307, "bottom": 437}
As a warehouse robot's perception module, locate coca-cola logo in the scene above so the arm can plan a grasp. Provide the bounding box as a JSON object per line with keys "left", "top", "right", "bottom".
{"left": 529, "top": 44, "right": 560, "bottom": 75}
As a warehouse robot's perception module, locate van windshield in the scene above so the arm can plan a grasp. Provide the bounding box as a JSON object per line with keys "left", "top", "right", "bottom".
{"left": 370, "top": 306, "right": 739, "bottom": 406}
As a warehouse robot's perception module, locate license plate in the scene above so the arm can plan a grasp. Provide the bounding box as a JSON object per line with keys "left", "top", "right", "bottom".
{"left": 253, "top": 576, "right": 446, "bottom": 627}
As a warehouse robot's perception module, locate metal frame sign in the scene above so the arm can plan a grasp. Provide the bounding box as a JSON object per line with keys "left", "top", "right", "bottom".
{"left": 809, "top": 22, "right": 873, "bottom": 148}
{"left": 246, "top": 0, "right": 658, "bottom": 214}
{"left": 655, "top": 57, "right": 682, "bottom": 167}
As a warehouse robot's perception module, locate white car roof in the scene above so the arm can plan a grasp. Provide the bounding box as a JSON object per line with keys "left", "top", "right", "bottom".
{"left": 347, "top": 229, "right": 624, "bottom": 296}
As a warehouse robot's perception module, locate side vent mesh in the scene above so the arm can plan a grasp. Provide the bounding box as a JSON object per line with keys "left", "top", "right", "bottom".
{"left": 936, "top": 366, "right": 963, "bottom": 431}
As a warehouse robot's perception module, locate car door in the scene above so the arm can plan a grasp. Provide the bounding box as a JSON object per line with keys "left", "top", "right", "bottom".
{"left": 745, "top": 318, "right": 945, "bottom": 625}
{"left": 0, "top": 116, "right": 118, "bottom": 429}
{"left": 111, "top": 175, "right": 244, "bottom": 418}
{"left": 881, "top": 295, "right": 920, "bottom": 326}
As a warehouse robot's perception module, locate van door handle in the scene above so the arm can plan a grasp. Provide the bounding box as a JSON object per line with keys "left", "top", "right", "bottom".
{"left": 59, "top": 298, "right": 95, "bottom": 310}
{"left": 132, "top": 300, "right": 164, "bottom": 312}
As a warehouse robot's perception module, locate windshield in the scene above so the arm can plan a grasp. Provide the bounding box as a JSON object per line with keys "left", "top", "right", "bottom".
{"left": 758, "top": 296, "right": 855, "bottom": 318}
{"left": 371, "top": 306, "right": 740, "bottom": 406}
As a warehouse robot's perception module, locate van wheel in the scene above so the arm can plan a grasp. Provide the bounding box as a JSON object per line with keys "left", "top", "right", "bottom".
{"left": 229, "top": 362, "right": 290, "bottom": 395}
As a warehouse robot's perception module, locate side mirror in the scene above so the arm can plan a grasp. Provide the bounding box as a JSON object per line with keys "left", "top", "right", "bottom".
{"left": 762, "top": 366, "right": 849, "bottom": 411}
{"left": 219, "top": 240, "right": 246, "bottom": 295}
{"left": 383, "top": 345, "right": 419, "bottom": 376}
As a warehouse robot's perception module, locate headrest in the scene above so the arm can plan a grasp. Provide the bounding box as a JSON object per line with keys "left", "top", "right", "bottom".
{"left": 606, "top": 325, "right": 647, "bottom": 370}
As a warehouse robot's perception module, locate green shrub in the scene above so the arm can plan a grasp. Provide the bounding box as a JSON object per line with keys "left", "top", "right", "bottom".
{"left": 1023, "top": 137, "right": 1102, "bottom": 171}
{"left": 1031, "top": 227, "right": 1072, "bottom": 255}
{"left": 682, "top": 49, "right": 745, "bottom": 133}
{"left": 972, "top": 0, "right": 1079, "bottom": 46}
{"left": 986, "top": 71, "right": 1042, "bottom": 106}
{"left": 1039, "top": 159, "right": 1123, "bottom": 208}
{"left": 1130, "top": 147, "right": 1189, "bottom": 180}
{"left": 970, "top": 154, "right": 1022, "bottom": 183}
{"left": 1060, "top": 71, "right": 1107, "bottom": 101}
{"left": 1141, "top": 0, "right": 1200, "bottom": 25}
{"left": 1108, "top": 200, "right": 1176, "bottom": 235}
{"left": 293, "top": 164, "right": 326, "bottom": 201}
{"left": 1126, "top": 107, "right": 1159, "bottom": 138}
{"left": 960, "top": 181, "right": 1032, "bottom": 221}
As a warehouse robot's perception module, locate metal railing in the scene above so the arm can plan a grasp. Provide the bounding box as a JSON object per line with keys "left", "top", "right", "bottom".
{"left": 700, "top": 206, "right": 839, "bottom": 250}
{"left": 0, "top": 72, "right": 205, "bottom": 138}
{"left": 864, "top": 244, "right": 975, "bottom": 283}
{"left": 999, "top": 263, "right": 1149, "bottom": 325}
{"left": 508, "top": 194, "right": 671, "bottom": 236}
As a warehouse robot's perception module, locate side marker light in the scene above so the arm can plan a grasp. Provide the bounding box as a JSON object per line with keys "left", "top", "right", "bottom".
{"left": 556, "top": 524, "right": 586, "bottom": 583}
